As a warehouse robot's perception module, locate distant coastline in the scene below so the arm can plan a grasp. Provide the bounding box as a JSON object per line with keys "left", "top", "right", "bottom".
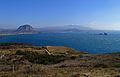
{"left": 0, "top": 33, "right": 16, "bottom": 36}
{"left": 0, "top": 33, "right": 37, "bottom": 36}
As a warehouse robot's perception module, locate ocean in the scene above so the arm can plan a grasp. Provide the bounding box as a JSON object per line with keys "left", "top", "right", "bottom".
{"left": 0, "top": 32, "right": 120, "bottom": 53}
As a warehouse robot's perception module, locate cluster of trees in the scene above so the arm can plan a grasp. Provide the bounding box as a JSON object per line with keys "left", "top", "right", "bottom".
{"left": 16, "top": 50, "right": 67, "bottom": 65}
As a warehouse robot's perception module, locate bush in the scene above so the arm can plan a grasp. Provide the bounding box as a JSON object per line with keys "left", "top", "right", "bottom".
{"left": 94, "top": 64, "right": 108, "bottom": 68}
{"left": 112, "top": 63, "right": 120, "bottom": 68}
{"left": 114, "top": 75, "right": 120, "bottom": 77}
{"left": 16, "top": 50, "right": 67, "bottom": 65}
{"left": 0, "top": 43, "right": 31, "bottom": 46}
{"left": 70, "top": 56, "right": 77, "bottom": 60}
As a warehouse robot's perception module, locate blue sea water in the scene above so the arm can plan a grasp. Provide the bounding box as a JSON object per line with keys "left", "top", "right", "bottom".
{"left": 0, "top": 32, "right": 120, "bottom": 53}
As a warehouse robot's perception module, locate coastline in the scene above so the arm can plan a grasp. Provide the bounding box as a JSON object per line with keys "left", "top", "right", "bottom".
{"left": 0, "top": 33, "right": 37, "bottom": 36}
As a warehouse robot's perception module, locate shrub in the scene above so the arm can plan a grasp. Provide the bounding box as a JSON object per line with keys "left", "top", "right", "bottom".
{"left": 0, "top": 43, "right": 31, "bottom": 46}
{"left": 112, "top": 63, "right": 120, "bottom": 68}
{"left": 16, "top": 50, "right": 67, "bottom": 65}
{"left": 70, "top": 56, "right": 77, "bottom": 60}
{"left": 94, "top": 64, "right": 108, "bottom": 68}
{"left": 114, "top": 75, "right": 120, "bottom": 77}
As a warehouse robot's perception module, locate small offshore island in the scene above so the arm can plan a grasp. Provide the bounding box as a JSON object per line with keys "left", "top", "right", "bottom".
{"left": 0, "top": 43, "right": 120, "bottom": 77}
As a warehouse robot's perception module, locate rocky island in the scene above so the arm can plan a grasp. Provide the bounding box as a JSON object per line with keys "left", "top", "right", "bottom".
{"left": 15, "top": 24, "right": 38, "bottom": 34}
{"left": 0, "top": 43, "right": 120, "bottom": 77}
{"left": 0, "top": 24, "right": 39, "bottom": 35}
{"left": 98, "top": 32, "right": 108, "bottom": 35}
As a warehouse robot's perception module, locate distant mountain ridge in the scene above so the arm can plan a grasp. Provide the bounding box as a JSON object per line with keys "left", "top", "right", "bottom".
{"left": 38, "top": 25, "right": 92, "bottom": 32}
{"left": 0, "top": 24, "right": 94, "bottom": 34}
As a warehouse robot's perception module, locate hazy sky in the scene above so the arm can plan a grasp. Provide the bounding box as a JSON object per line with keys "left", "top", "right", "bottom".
{"left": 0, "top": 0, "right": 120, "bottom": 30}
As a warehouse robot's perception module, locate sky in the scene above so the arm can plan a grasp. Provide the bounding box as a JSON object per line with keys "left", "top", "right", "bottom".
{"left": 0, "top": 0, "right": 120, "bottom": 30}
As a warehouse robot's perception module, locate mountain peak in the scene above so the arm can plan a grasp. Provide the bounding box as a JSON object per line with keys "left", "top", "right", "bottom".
{"left": 16, "top": 24, "right": 34, "bottom": 33}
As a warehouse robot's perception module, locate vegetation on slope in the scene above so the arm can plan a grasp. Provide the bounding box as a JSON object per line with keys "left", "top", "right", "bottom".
{"left": 0, "top": 43, "right": 120, "bottom": 77}
{"left": 16, "top": 50, "right": 67, "bottom": 65}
